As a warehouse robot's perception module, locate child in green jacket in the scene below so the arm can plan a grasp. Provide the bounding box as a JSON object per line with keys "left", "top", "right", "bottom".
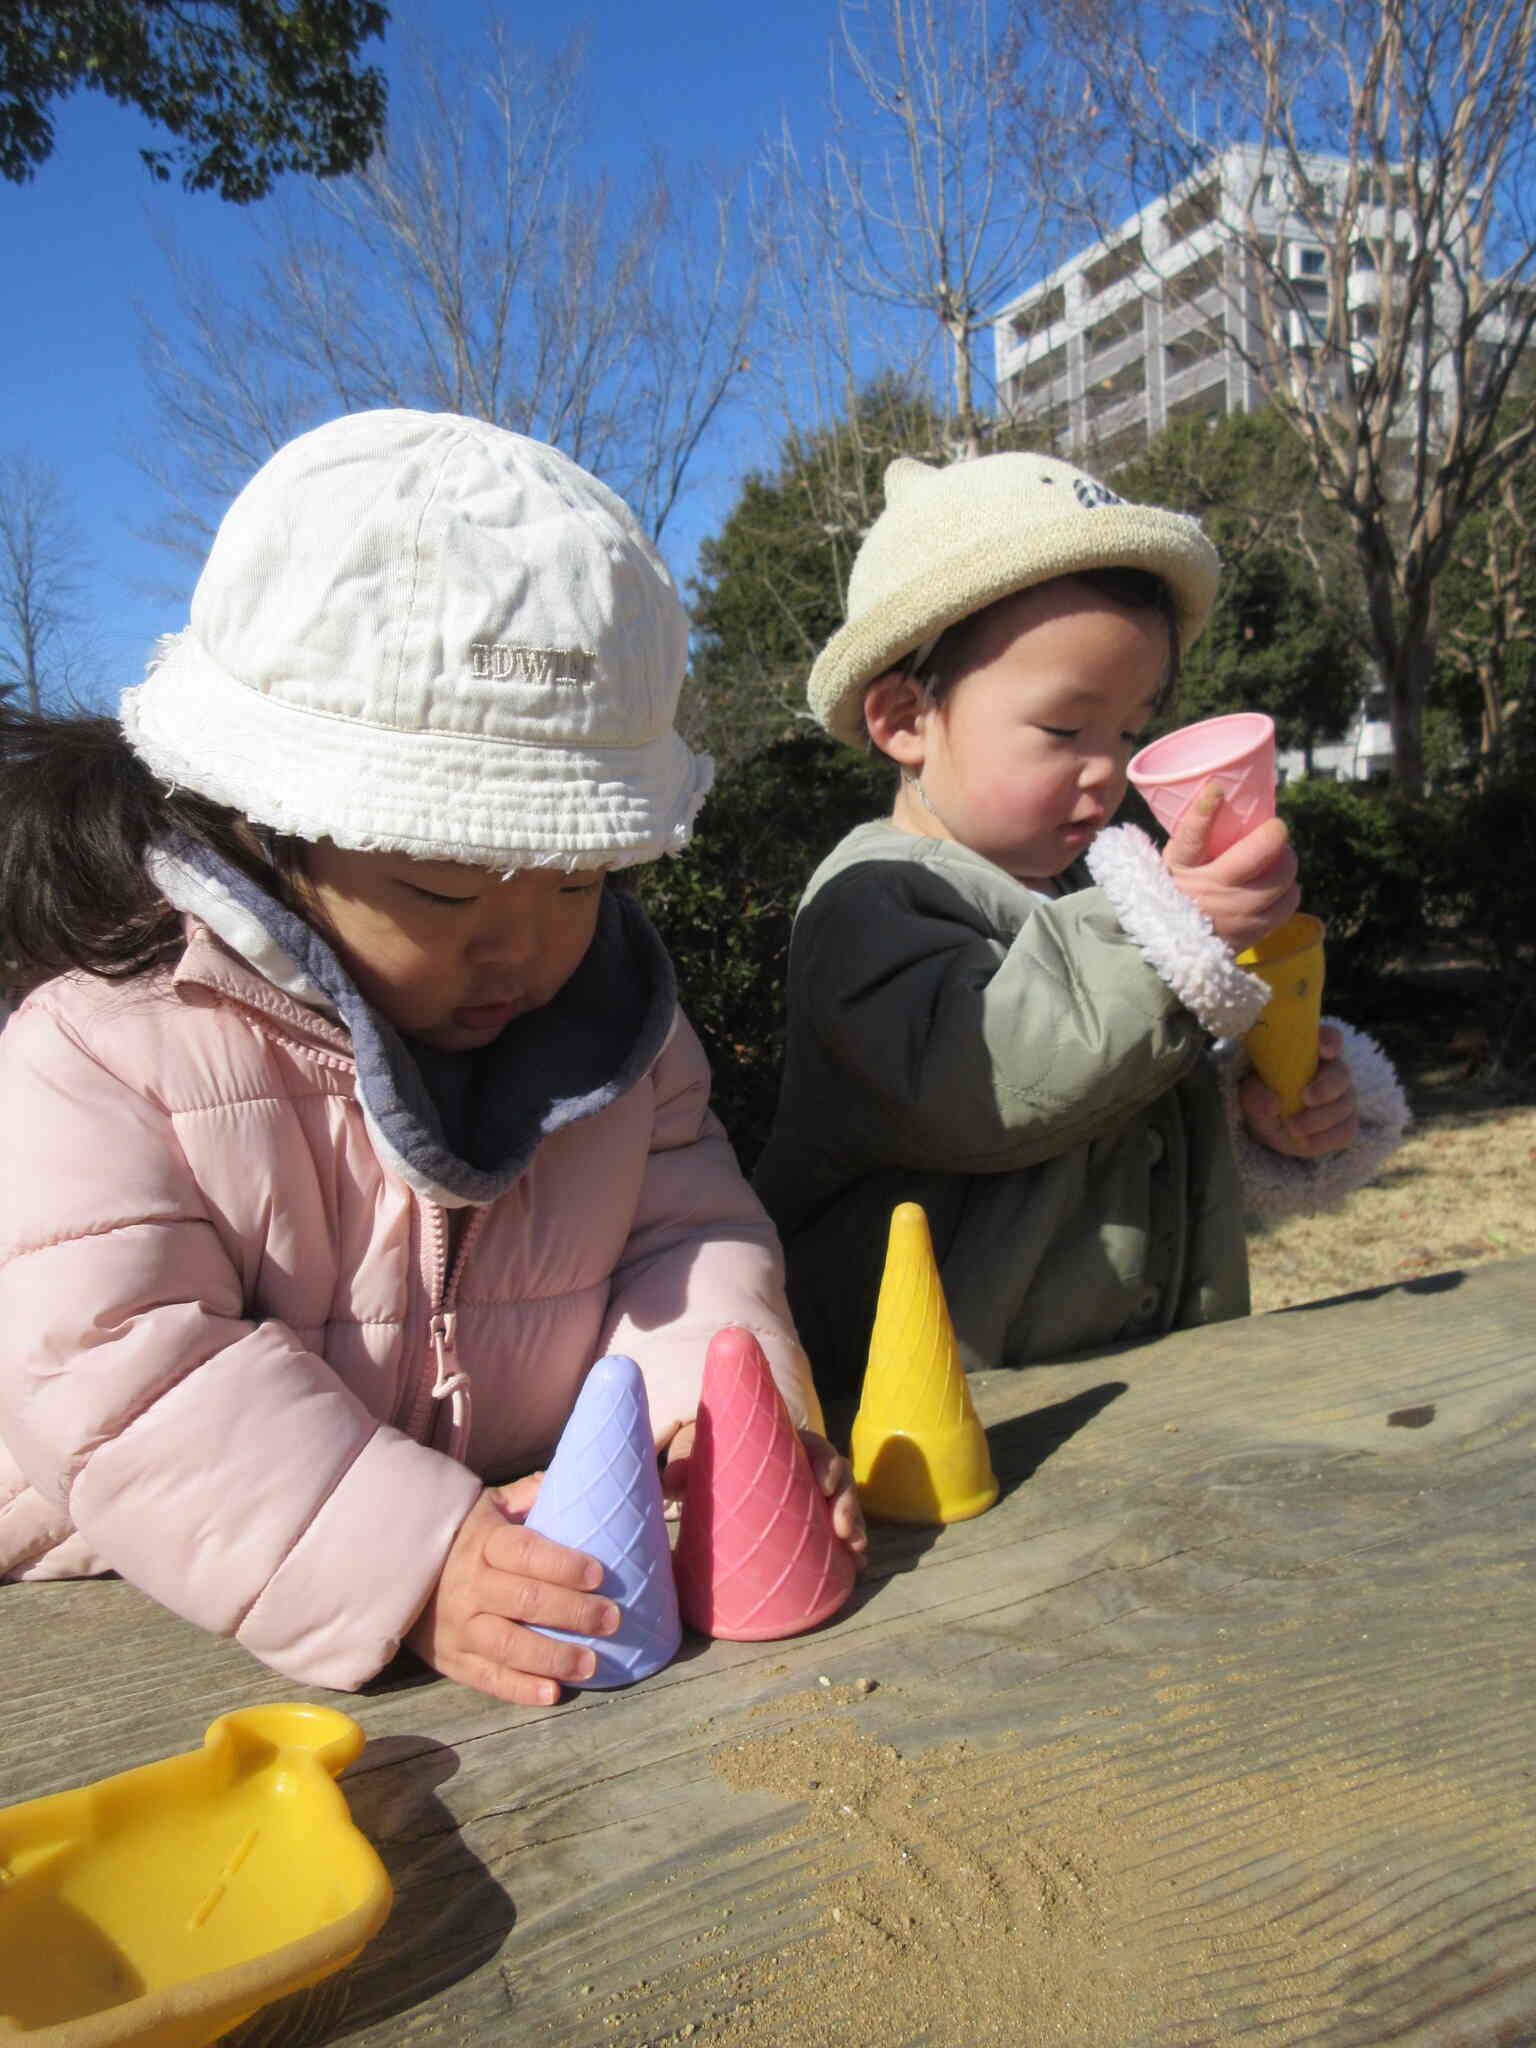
{"left": 754, "top": 451, "right": 1408, "bottom": 1400}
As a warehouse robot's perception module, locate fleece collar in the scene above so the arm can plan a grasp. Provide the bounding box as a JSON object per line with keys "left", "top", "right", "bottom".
{"left": 154, "top": 839, "right": 677, "bottom": 1209}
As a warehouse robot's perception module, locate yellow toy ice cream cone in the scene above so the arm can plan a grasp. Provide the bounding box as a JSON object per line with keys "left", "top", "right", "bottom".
{"left": 1238, "top": 912, "right": 1326, "bottom": 1117}
{"left": 851, "top": 1202, "right": 998, "bottom": 1524}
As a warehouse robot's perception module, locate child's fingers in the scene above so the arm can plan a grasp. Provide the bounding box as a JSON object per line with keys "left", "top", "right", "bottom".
{"left": 483, "top": 1518, "right": 607, "bottom": 1598}
{"left": 1213, "top": 814, "right": 1294, "bottom": 883}
{"left": 654, "top": 1417, "right": 692, "bottom": 1460}
{"left": 832, "top": 1491, "right": 869, "bottom": 1554}
{"left": 1240, "top": 1068, "right": 1359, "bottom": 1157}
{"left": 659, "top": 1422, "right": 696, "bottom": 1499}
{"left": 467, "top": 1609, "right": 606, "bottom": 1686}
{"left": 1163, "top": 782, "right": 1224, "bottom": 867}
{"left": 1162, "top": 809, "right": 1298, "bottom": 952}
{"left": 1290, "top": 1083, "right": 1360, "bottom": 1148}
{"left": 444, "top": 1619, "right": 596, "bottom": 1705}
{"left": 442, "top": 1653, "right": 568, "bottom": 1708}
{"left": 500, "top": 1571, "right": 619, "bottom": 1643}
{"left": 1302, "top": 1058, "right": 1353, "bottom": 1110}
{"left": 491, "top": 1472, "right": 544, "bottom": 1520}
{"left": 797, "top": 1428, "right": 842, "bottom": 1490}
{"left": 797, "top": 1429, "right": 867, "bottom": 1557}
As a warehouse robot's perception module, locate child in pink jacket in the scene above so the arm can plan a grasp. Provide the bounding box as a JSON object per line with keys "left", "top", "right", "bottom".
{"left": 0, "top": 410, "right": 862, "bottom": 1699}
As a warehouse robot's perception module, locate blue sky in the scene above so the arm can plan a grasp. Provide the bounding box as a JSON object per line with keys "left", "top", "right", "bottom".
{"left": 0, "top": 0, "right": 867, "bottom": 710}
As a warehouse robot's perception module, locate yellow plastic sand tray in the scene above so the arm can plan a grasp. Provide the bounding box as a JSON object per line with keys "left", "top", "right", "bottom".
{"left": 0, "top": 1703, "right": 392, "bottom": 2047}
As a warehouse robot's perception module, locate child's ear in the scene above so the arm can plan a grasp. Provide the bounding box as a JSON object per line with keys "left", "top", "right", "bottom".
{"left": 863, "top": 672, "right": 928, "bottom": 767}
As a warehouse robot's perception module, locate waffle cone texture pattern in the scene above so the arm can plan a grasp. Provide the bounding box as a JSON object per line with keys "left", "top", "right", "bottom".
{"left": 852, "top": 1204, "right": 998, "bottom": 1524}
{"left": 524, "top": 1354, "right": 681, "bottom": 1686}
{"left": 673, "top": 1328, "right": 856, "bottom": 1641}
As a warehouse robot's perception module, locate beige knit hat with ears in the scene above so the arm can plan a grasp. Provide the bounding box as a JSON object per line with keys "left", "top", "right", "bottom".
{"left": 808, "top": 450, "right": 1221, "bottom": 747}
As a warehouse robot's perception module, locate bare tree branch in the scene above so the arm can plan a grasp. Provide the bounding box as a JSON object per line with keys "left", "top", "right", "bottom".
{"left": 0, "top": 451, "right": 91, "bottom": 713}
{"left": 776, "top": 0, "right": 1071, "bottom": 457}
{"left": 134, "top": 18, "right": 760, "bottom": 551}
{"left": 1032, "top": 0, "right": 1536, "bottom": 788}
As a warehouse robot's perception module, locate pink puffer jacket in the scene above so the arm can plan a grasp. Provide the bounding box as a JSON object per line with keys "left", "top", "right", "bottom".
{"left": 0, "top": 928, "right": 819, "bottom": 1689}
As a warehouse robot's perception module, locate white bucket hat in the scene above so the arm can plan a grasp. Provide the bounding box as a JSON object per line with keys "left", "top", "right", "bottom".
{"left": 122, "top": 409, "right": 711, "bottom": 870}
{"left": 808, "top": 451, "right": 1221, "bottom": 747}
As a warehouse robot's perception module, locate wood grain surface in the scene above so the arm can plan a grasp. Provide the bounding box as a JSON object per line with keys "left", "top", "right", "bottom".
{"left": 3, "top": 1257, "right": 1533, "bottom": 2046}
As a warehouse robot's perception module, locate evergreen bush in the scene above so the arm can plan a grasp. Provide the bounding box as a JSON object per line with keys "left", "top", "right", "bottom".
{"left": 638, "top": 733, "right": 888, "bottom": 1172}
{"left": 1275, "top": 778, "right": 1428, "bottom": 991}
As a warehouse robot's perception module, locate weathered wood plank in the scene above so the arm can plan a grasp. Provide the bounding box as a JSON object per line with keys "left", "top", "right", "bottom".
{"left": 3, "top": 1258, "right": 1534, "bottom": 2045}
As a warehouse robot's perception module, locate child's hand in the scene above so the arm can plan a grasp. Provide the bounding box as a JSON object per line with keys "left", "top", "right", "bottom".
{"left": 1162, "top": 781, "right": 1300, "bottom": 953}
{"left": 1239, "top": 1023, "right": 1362, "bottom": 1158}
{"left": 405, "top": 1482, "right": 620, "bottom": 1705}
{"left": 800, "top": 1428, "right": 869, "bottom": 1565}
{"left": 662, "top": 1423, "right": 868, "bottom": 1566}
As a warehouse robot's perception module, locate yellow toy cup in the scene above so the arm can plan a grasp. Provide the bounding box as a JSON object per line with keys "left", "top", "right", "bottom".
{"left": 0, "top": 1704, "right": 392, "bottom": 2047}
{"left": 1237, "top": 912, "right": 1326, "bottom": 1117}
{"left": 851, "top": 1203, "right": 998, "bottom": 1525}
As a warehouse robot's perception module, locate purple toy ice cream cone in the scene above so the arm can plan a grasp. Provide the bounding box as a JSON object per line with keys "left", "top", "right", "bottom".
{"left": 1127, "top": 711, "right": 1276, "bottom": 858}
{"left": 672, "top": 1327, "right": 856, "bottom": 1642}
{"left": 524, "top": 1354, "right": 681, "bottom": 1688}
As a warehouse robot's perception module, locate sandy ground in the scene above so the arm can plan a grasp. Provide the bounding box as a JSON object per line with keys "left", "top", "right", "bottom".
{"left": 1246, "top": 1094, "right": 1536, "bottom": 1312}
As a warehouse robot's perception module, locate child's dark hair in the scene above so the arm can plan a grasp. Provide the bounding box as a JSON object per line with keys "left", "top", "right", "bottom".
{"left": 911, "top": 566, "right": 1181, "bottom": 710}
{"left": 0, "top": 706, "right": 306, "bottom": 988}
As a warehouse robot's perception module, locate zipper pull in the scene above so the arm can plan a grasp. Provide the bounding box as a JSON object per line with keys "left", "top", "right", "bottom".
{"left": 429, "top": 1310, "right": 470, "bottom": 1431}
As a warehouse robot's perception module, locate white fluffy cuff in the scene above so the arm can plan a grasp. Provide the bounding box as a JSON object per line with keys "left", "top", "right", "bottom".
{"left": 1086, "top": 824, "right": 1270, "bottom": 1038}
{"left": 1216, "top": 1018, "right": 1412, "bottom": 1218}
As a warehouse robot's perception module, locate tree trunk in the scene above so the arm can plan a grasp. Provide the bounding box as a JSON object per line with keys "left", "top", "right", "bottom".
{"left": 1358, "top": 544, "right": 1438, "bottom": 794}
{"left": 947, "top": 316, "right": 981, "bottom": 460}
{"left": 1384, "top": 641, "right": 1431, "bottom": 793}
{"left": 21, "top": 626, "right": 40, "bottom": 715}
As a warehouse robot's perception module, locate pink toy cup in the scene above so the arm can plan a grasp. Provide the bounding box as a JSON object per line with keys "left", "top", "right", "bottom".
{"left": 1126, "top": 712, "right": 1277, "bottom": 858}
{"left": 672, "top": 1327, "right": 857, "bottom": 1642}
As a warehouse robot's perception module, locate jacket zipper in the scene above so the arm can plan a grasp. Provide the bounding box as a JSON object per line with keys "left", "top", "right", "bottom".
{"left": 409, "top": 1204, "right": 490, "bottom": 1456}
{"left": 215, "top": 991, "right": 488, "bottom": 1459}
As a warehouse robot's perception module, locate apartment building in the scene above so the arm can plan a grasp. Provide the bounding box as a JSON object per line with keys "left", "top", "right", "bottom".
{"left": 992, "top": 144, "right": 1439, "bottom": 469}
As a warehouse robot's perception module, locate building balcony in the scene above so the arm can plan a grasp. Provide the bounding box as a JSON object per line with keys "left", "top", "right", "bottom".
{"left": 1162, "top": 353, "right": 1231, "bottom": 408}
{"left": 1159, "top": 291, "right": 1227, "bottom": 343}
{"left": 1082, "top": 387, "right": 1151, "bottom": 445}
{"left": 1083, "top": 326, "right": 1145, "bottom": 388}
{"left": 1005, "top": 366, "right": 1073, "bottom": 422}
{"left": 996, "top": 329, "right": 1068, "bottom": 386}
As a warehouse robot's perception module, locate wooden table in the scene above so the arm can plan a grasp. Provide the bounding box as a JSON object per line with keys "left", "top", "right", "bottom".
{"left": 5, "top": 1257, "right": 1534, "bottom": 2046}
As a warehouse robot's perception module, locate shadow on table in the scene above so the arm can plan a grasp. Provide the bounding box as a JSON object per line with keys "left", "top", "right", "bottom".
{"left": 851, "top": 1381, "right": 1129, "bottom": 1594}
{"left": 988, "top": 1379, "right": 1127, "bottom": 1500}
{"left": 227, "top": 1734, "right": 514, "bottom": 2046}
{"left": 1269, "top": 1267, "right": 1466, "bottom": 1313}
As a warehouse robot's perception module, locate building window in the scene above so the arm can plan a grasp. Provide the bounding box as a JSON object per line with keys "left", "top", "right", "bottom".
{"left": 1299, "top": 247, "right": 1326, "bottom": 277}
{"left": 1352, "top": 240, "right": 1378, "bottom": 272}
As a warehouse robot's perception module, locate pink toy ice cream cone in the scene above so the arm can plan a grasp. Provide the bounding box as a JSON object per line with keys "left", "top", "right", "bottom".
{"left": 1127, "top": 712, "right": 1276, "bottom": 858}
{"left": 524, "top": 1353, "right": 681, "bottom": 1688}
{"left": 672, "top": 1327, "right": 857, "bottom": 1642}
